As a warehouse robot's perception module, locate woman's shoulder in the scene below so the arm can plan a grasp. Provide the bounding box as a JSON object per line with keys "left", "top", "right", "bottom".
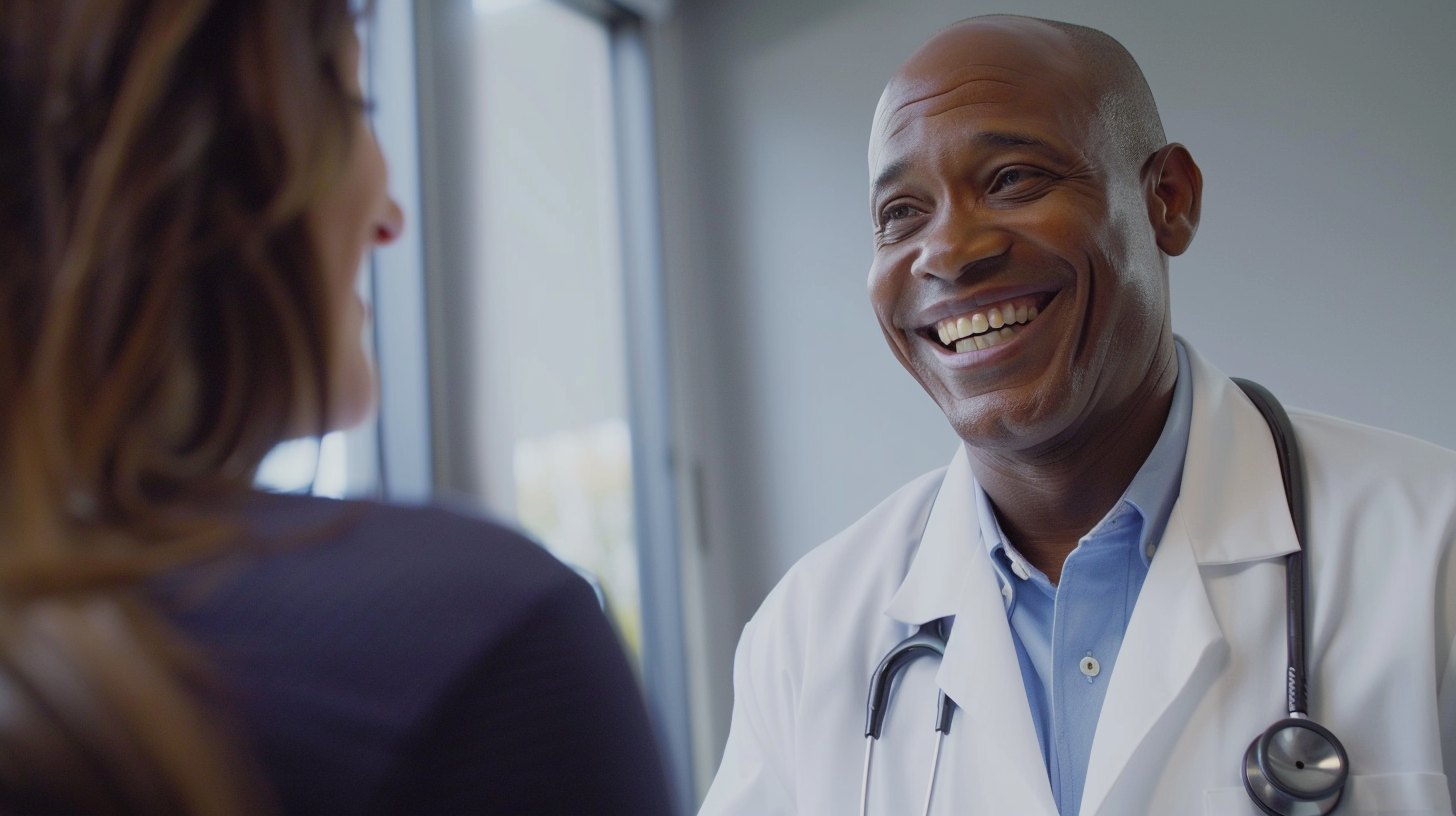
{"left": 237, "top": 492, "right": 583, "bottom": 604}
{"left": 154, "top": 492, "right": 613, "bottom": 814}
{"left": 160, "top": 491, "right": 598, "bottom": 692}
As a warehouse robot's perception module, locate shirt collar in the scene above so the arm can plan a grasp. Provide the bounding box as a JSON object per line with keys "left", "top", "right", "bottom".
{"left": 980, "top": 339, "right": 1194, "bottom": 572}
{"left": 1119, "top": 338, "right": 1194, "bottom": 563}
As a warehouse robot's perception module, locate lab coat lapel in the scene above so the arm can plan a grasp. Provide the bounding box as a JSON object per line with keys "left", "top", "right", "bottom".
{"left": 884, "top": 446, "right": 977, "bottom": 625}
{"left": 1077, "top": 503, "right": 1224, "bottom": 816}
{"left": 937, "top": 543, "right": 1060, "bottom": 816}
{"left": 1079, "top": 340, "right": 1300, "bottom": 816}
{"left": 884, "top": 447, "right": 1058, "bottom": 815}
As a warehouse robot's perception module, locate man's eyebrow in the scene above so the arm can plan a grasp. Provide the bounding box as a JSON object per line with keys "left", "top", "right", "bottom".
{"left": 973, "top": 131, "right": 1050, "bottom": 149}
{"left": 871, "top": 158, "right": 908, "bottom": 197}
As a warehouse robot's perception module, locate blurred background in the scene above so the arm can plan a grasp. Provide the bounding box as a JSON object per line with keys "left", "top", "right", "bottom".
{"left": 256, "top": 0, "right": 1456, "bottom": 811}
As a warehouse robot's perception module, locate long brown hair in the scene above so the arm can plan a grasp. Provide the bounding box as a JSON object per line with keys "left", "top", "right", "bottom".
{"left": 0, "top": 0, "right": 363, "bottom": 811}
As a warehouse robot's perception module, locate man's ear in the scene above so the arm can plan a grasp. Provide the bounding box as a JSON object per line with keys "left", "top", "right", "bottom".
{"left": 1143, "top": 143, "right": 1202, "bottom": 257}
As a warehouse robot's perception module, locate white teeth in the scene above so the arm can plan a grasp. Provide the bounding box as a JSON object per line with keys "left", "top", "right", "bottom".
{"left": 936, "top": 299, "right": 1044, "bottom": 350}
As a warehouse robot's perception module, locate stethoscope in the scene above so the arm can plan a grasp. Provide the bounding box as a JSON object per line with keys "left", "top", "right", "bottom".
{"left": 859, "top": 379, "right": 1349, "bottom": 816}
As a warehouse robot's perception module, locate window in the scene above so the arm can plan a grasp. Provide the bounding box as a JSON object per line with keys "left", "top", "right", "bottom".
{"left": 464, "top": 0, "right": 647, "bottom": 657}
{"left": 267, "top": 2, "right": 697, "bottom": 806}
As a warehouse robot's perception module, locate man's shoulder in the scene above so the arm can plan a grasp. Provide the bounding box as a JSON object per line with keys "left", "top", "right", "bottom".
{"left": 1289, "top": 408, "right": 1456, "bottom": 554}
{"left": 1292, "top": 407, "right": 1456, "bottom": 492}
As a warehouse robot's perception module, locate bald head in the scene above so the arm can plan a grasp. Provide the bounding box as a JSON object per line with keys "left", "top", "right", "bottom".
{"left": 871, "top": 16, "right": 1166, "bottom": 174}
{"left": 1011, "top": 17, "right": 1166, "bottom": 168}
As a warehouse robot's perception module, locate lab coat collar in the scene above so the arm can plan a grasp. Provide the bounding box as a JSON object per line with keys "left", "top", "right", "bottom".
{"left": 1178, "top": 337, "right": 1301, "bottom": 567}
{"left": 875, "top": 441, "right": 1056, "bottom": 812}
{"left": 881, "top": 337, "right": 1296, "bottom": 628}
{"left": 882, "top": 438, "right": 1061, "bottom": 813}
{"left": 883, "top": 444, "right": 978, "bottom": 627}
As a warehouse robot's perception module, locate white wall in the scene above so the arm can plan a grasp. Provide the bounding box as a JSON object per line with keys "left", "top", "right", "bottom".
{"left": 652, "top": 0, "right": 1456, "bottom": 787}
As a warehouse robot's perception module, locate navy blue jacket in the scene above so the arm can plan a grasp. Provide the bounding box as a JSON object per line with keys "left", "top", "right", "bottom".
{"left": 156, "top": 493, "right": 675, "bottom": 815}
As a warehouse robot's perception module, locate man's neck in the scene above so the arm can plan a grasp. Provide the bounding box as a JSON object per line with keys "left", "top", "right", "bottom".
{"left": 967, "top": 348, "right": 1179, "bottom": 584}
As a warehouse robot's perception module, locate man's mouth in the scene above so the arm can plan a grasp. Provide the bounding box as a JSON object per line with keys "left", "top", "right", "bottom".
{"left": 924, "top": 295, "right": 1048, "bottom": 353}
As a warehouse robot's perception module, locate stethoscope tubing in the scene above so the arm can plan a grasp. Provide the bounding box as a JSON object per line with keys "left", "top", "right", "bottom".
{"left": 859, "top": 620, "right": 952, "bottom": 816}
{"left": 1234, "top": 380, "right": 1349, "bottom": 815}
{"left": 857, "top": 714, "right": 947, "bottom": 816}
{"left": 858, "top": 739, "right": 872, "bottom": 816}
{"left": 1233, "top": 378, "right": 1310, "bottom": 717}
{"left": 921, "top": 731, "right": 945, "bottom": 815}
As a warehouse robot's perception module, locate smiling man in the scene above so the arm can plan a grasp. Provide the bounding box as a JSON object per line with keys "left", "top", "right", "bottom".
{"left": 700, "top": 15, "right": 1456, "bottom": 816}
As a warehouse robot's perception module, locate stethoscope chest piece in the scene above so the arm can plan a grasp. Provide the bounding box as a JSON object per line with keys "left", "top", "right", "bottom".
{"left": 1242, "top": 717, "right": 1349, "bottom": 816}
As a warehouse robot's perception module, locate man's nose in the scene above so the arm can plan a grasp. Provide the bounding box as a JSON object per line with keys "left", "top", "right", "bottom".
{"left": 909, "top": 209, "right": 1011, "bottom": 281}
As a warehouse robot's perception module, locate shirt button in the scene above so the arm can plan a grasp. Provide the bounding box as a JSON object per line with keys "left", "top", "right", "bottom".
{"left": 1010, "top": 560, "right": 1030, "bottom": 580}
{"left": 1145, "top": 542, "right": 1157, "bottom": 560}
{"left": 1001, "top": 582, "right": 1013, "bottom": 600}
{"left": 1080, "top": 655, "right": 1101, "bottom": 678}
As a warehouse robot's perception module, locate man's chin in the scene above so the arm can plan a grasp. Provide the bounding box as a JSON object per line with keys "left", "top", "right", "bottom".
{"left": 937, "top": 386, "right": 1076, "bottom": 454}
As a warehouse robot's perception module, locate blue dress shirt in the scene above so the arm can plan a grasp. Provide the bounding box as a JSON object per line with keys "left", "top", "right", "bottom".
{"left": 975, "top": 340, "right": 1193, "bottom": 815}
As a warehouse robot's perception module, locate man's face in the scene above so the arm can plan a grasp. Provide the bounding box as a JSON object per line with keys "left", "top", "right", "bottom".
{"left": 867, "top": 20, "right": 1172, "bottom": 455}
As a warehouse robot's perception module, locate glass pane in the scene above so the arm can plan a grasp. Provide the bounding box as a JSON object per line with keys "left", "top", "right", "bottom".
{"left": 471, "top": 0, "right": 643, "bottom": 661}
{"left": 255, "top": 432, "right": 353, "bottom": 498}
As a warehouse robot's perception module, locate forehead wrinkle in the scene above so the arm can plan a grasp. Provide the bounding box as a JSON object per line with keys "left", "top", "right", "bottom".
{"left": 873, "top": 54, "right": 1091, "bottom": 151}
{"left": 892, "top": 48, "right": 1080, "bottom": 103}
{"left": 877, "top": 75, "right": 1024, "bottom": 147}
{"left": 887, "top": 76, "right": 1020, "bottom": 119}
{"left": 893, "top": 60, "right": 1043, "bottom": 99}
{"left": 882, "top": 97, "right": 1013, "bottom": 145}
{"left": 883, "top": 62, "right": 1037, "bottom": 118}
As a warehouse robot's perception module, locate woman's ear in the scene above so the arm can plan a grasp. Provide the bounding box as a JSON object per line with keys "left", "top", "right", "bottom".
{"left": 1144, "top": 143, "right": 1203, "bottom": 257}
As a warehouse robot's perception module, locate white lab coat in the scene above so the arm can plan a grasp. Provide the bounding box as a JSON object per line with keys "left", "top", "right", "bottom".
{"left": 700, "top": 340, "right": 1456, "bottom": 816}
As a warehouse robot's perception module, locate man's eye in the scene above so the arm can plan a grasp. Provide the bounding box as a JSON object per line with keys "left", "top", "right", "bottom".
{"left": 990, "top": 166, "right": 1043, "bottom": 193}
{"left": 884, "top": 204, "right": 920, "bottom": 222}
